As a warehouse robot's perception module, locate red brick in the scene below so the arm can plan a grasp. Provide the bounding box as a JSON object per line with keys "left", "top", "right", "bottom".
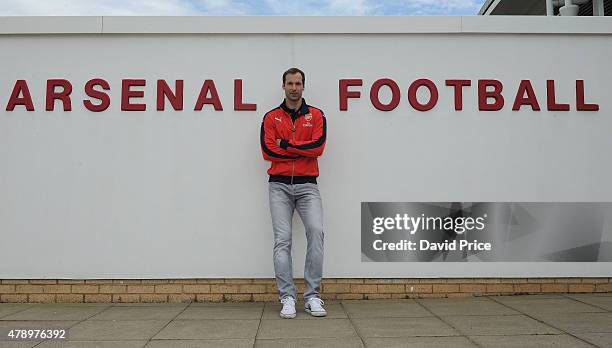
{"left": 85, "top": 280, "right": 115, "bottom": 285}
{"left": 16, "top": 285, "right": 44, "bottom": 293}
{"left": 183, "top": 285, "right": 211, "bottom": 293}
{"left": 224, "top": 279, "right": 253, "bottom": 284}
{"left": 569, "top": 284, "right": 595, "bottom": 293}
{"left": 514, "top": 283, "right": 541, "bottom": 293}
{"left": 1, "top": 294, "right": 28, "bottom": 302}
{"left": 460, "top": 284, "right": 486, "bottom": 293}
{"left": 99, "top": 285, "right": 127, "bottom": 294}
{"left": 486, "top": 284, "right": 514, "bottom": 293}
{"left": 595, "top": 283, "right": 612, "bottom": 292}
{"left": 407, "top": 284, "right": 432, "bottom": 293}
{"left": 196, "top": 294, "right": 223, "bottom": 302}
{"left": 334, "top": 278, "right": 364, "bottom": 284}
{"left": 378, "top": 284, "right": 405, "bottom": 293}
{"left": 112, "top": 294, "right": 140, "bottom": 303}
{"left": 155, "top": 284, "right": 183, "bottom": 293}
{"left": 71, "top": 285, "right": 99, "bottom": 294}
{"left": 224, "top": 294, "right": 252, "bottom": 302}
{"left": 581, "top": 278, "right": 609, "bottom": 284}
{"left": 43, "top": 285, "right": 71, "bottom": 293}
{"left": 141, "top": 294, "right": 168, "bottom": 303}
{"left": 141, "top": 280, "right": 169, "bottom": 285}
{"left": 0, "top": 285, "right": 16, "bottom": 293}
{"left": 168, "top": 294, "right": 196, "bottom": 303}
{"left": 85, "top": 294, "right": 112, "bottom": 303}
{"left": 350, "top": 284, "right": 378, "bottom": 293}
{"left": 29, "top": 280, "right": 57, "bottom": 285}
{"left": 28, "top": 294, "right": 55, "bottom": 303}
{"left": 323, "top": 284, "right": 351, "bottom": 293}
{"left": 56, "top": 294, "right": 84, "bottom": 303}
{"left": 433, "top": 284, "right": 460, "bottom": 293}
{"left": 210, "top": 285, "right": 240, "bottom": 294}
{"left": 541, "top": 283, "right": 568, "bottom": 293}
{"left": 1, "top": 280, "right": 29, "bottom": 285}
{"left": 126, "top": 285, "right": 154, "bottom": 294}
{"left": 239, "top": 285, "right": 267, "bottom": 294}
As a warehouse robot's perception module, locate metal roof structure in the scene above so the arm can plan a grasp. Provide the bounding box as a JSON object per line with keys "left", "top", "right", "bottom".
{"left": 479, "top": 0, "right": 611, "bottom": 15}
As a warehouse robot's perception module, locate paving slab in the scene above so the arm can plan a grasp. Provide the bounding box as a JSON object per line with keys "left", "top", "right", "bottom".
{"left": 342, "top": 299, "right": 432, "bottom": 318}
{"left": 492, "top": 298, "right": 605, "bottom": 315}
{"left": 262, "top": 303, "right": 347, "bottom": 319}
{"left": 2, "top": 295, "right": 609, "bottom": 347}
{"left": 351, "top": 317, "right": 459, "bottom": 337}
{"left": 533, "top": 312, "right": 612, "bottom": 333}
{"left": 68, "top": 320, "right": 169, "bottom": 341}
{"left": 468, "top": 334, "right": 594, "bottom": 347}
{"left": 254, "top": 337, "right": 364, "bottom": 348}
{"left": 36, "top": 340, "right": 148, "bottom": 347}
{"left": 0, "top": 320, "right": 78, "bottom": 330}
{"left": 0, "top": 320, "right": 77, "bottom": 347}
{"left": 145, "top": 338, "right": 254, "bottom": 347}
{"left": 573, "top": 332, "right": 612, "bottom": 347}
{"left": 111, "top": 303, "right": 189, "bottom": 308}
{"left": 0, "top": 342, "right": 40, "bottom": 348}
{"left": 88, "top": 306, "right": 185, "bottom": 321}
{"left": 176, "top": 305, "right": 263, "bottom": 320}
{"left": 363, "top": 336, "right": 476, "bottom": 347}
{"left": 442, "top": 314, "right": 561, "bottom": 336}
{"left": 189, "top": 302, "right": 264, "bottom": 307}
{"left": 417, "top": 297, "right": 520, "bottom": 316}
{"left": 568, "top": 292, "right": 612, "bottom": 297}
{"left": 153, "top": 319, "right": 259, "bottom": 340}
{"left": 2, "top": 305, "right": 111, "bottom": 321}
{"left": 0, "top": 305, "right": 33, "bottom": 319}
{"left": 564, "top": 294, "right": 612, "bottom": 311}
{"left": 493, "top": 295, "right": 566, "bottom": 302}
{"left": 257, "top": 318, "right": 357, "bottom": 339}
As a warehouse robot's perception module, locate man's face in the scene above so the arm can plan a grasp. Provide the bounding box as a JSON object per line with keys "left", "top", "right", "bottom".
{"left": 283, "top": 73, "right": 304, "bottom": 102}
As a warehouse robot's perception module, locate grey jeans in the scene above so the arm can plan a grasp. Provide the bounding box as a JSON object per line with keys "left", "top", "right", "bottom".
{"left": 269, "top": 182, "right": 324, "bottom": 301}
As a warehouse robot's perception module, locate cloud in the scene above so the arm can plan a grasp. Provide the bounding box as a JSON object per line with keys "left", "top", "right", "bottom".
{"left": 0, "top": 0, "right": 197, "bottom": 15}
{"left": 259, "top": 0, "right": 483, "bottom": 16}
{"left": 263, "top": 0, "right": 372, "bottom": 15}
{"left": 392, "top": 0, "right": 484, "bottom": 15}
{"left": 0, "top": 0, "right": 484, "bottom": 16}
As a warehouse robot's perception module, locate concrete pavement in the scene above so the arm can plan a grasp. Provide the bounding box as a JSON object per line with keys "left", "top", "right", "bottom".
{"left": 0, "top": 293, "right": 611, "bottom": 347}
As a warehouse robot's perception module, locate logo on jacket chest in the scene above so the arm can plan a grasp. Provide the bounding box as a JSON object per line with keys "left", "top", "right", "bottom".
{"left": 303, "top": 113, "right": 313, "bottom": 126}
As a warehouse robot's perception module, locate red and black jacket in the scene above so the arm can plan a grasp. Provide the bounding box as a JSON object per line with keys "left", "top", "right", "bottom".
{"left": 260, "top": 99, "right": 327, "bottom": 184}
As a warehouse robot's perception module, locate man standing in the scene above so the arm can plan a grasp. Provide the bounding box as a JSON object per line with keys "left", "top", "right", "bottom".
{"left": 260, "top": 68, "right": 327, "bottom": 318}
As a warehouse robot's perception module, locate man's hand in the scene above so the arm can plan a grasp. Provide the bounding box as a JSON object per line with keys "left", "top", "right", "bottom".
{"left": 276, "top": 138, "right": 281, "bottom": 146}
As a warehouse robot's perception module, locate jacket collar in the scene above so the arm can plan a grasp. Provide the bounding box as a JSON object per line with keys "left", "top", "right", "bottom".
{"left": 280, "top": 98, "right": 310, "bottom": 118}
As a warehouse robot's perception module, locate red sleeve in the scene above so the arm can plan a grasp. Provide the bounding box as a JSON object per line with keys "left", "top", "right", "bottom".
{"left": 284, "top": 114, "right": 326, "bottom": 157}
{"left": 260, "top": 113, "right": 300, "bottom": 162}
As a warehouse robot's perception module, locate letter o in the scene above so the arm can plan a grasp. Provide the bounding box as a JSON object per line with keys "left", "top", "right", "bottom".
{"left": 408, "top": 79, "right": 438, "bottom": 111}
{"left": 370, "top": 78, "right": 400, "bottom": 111}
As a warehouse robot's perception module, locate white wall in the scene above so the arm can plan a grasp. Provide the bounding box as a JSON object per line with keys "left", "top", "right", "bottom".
{"left": 1, "top": 17, "right": 611, "bottom": 278}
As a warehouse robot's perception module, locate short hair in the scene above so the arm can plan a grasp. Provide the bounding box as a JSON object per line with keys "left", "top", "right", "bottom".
{"left": 282, "top": 67, "right": 305, "bottom": 85}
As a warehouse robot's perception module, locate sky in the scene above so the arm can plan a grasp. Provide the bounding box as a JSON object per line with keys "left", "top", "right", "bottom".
{"left": 0, "top": 0, "right": 486, "bottom": 16}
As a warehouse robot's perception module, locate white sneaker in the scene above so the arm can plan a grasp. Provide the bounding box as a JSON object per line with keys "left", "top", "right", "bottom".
{"left": 279, "top": 296, "right": 296, "bottom": 319}
{"left": 305, "top": 297, "right": 327, "bottom": 317}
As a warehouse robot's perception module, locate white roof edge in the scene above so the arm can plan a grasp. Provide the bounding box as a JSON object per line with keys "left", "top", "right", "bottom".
{"left": 0, "top": 16, "right": 103, "bottom": 34}
{"left": 0, "top": 16, "right": 611, "bottom": 35}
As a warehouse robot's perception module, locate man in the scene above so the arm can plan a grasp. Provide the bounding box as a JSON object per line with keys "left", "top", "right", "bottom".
{"left": 260, "top": 67, "right": 327, "bottom": 319}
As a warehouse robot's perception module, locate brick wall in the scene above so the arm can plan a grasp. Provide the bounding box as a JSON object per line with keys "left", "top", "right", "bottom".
{"left": 0, "top": 278, "right": 610, "bottom": 303}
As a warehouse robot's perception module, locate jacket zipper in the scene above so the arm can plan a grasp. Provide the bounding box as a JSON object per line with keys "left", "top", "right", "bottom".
{"left": 290, "top": 120, "right": 296, "bottom": 185}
